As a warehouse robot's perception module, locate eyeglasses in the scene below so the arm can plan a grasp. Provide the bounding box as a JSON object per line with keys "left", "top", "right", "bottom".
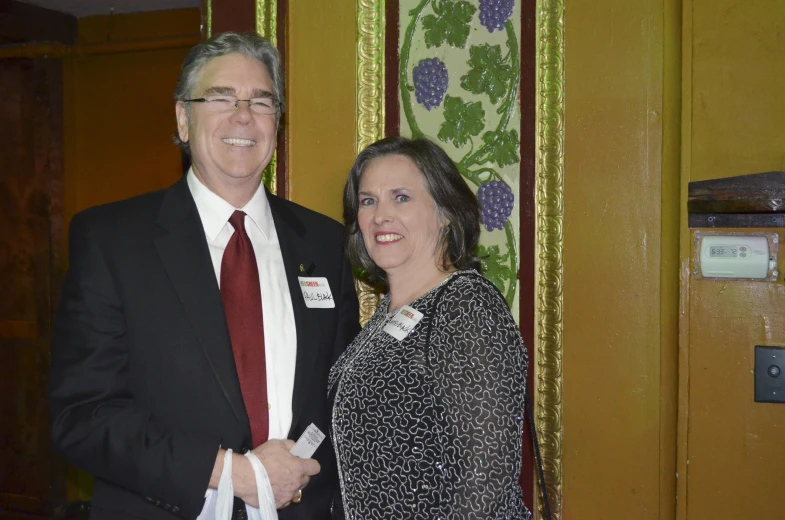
{"left": 183, "top": 96, "right": 278, "bottom": 116}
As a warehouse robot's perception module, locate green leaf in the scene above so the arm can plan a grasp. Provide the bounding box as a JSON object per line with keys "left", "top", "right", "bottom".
{"left": 482, "top": 129, "right": 520, "bottom": 167}
{"left": 421, "top": 0, "right": 477, "bottom": 49}
{"left": 459, "top": 44, "right": 512, "bottom": 104}
{"left": 476, "top": 244, "right": 512, "bottom": 295}
{"left": 437, "top": 95, "right": 485, "bottom": 148}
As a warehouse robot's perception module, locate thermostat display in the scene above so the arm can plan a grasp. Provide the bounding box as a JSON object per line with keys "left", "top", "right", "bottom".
{"left": 699, "top": 235, "right": 772, "bottom": 279}
{"left": 709, "top": 246, "right": 738, "bottom": 258}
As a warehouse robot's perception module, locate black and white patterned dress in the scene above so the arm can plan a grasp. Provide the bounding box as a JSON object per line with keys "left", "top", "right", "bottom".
{"left": 328, "top": 269, "right": 531, "bottom": 519}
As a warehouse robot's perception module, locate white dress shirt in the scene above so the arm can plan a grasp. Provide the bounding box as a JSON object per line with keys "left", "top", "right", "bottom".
{"left": 187, "top": 169, "right": 297, "bottom": 440}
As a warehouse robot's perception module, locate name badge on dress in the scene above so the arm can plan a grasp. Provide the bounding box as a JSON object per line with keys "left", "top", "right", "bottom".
{"left": 383, "top": 305, "right": 424, "bottom": 340}
{"left": 298, "top": 277, "right": 335, "bottom": 308}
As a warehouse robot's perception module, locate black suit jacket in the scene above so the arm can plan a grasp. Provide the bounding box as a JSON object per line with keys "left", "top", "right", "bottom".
{"left": 50, "top": 176, "right": 360, "bottom": 520}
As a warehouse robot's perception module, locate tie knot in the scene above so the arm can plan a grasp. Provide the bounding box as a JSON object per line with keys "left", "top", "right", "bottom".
{"left": 228, "top": 210, "right": 247, "bottom": 233}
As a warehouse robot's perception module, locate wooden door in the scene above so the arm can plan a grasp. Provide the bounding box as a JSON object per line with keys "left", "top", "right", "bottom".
{"left": 0, "top": 57, "right": 66, "bottom": 518}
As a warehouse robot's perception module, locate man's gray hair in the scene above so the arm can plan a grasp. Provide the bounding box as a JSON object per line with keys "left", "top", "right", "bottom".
{"left": 173, "top": 32, "right": 285, "bottom": 155}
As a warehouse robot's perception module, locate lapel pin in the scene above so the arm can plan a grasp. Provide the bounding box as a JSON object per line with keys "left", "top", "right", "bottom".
{"left": 299, "top": 264, "right": 305, "bottom": 272}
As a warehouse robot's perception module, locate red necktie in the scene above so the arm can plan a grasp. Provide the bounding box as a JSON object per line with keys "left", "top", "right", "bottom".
{"left": 221, "top": 210, "right": 269, "bottom": 447}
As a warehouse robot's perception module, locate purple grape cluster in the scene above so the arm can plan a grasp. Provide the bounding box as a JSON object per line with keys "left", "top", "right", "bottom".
{"left": 477, "top": 180, "right": 514, "bottom": 231}
{"left": 412, "top": 58, "right": 449, "bottom": 110}
{"left": 479, "top": 0, "right": 515, "bottom": 33}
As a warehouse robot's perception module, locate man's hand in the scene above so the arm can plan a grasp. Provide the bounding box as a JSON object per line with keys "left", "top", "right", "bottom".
{"left": 211, "top": 440, "right": 320, "bottom": 509}
{"left": 251, "top": 439, "right": 320, "bottom": 508}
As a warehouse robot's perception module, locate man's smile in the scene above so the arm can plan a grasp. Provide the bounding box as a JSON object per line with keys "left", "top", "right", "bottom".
{"left": 221, "top": 137, "right": 256, "bottom": 147}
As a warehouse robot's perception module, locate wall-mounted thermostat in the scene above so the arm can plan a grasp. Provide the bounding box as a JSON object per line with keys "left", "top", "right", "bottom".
{"left": 694, "top": 231, "right": 779, "bottom": 281}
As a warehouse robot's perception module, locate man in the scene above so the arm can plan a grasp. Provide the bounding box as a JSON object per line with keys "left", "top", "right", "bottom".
{"left": 50, "top": 32, "right": 360, "bottom": 519}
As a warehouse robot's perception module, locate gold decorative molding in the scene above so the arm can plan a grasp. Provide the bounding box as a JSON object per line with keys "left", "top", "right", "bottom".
{"left": 355, "top": 0, "right": 386, "bottom": 325}
{"left": 255, "top": 0, "right": 278, "bottom": 44}
{"left": 534, "top": 0, "right": 565, "bottom": 518}
{"left": 356, "top": 0, "right": 386, "bottom": 152}
{"left": 256, "top": 0, "right": 278, "bottom": 194}
{"left": 204, "top": 1, "right": 277, "bottom": 43}
{"left": 204, "top": 0, "right": 212, "bottom": 37}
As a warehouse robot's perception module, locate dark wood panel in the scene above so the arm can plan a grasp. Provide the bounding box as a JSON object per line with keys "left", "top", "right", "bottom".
{"left": 0, "top": 321, "right": 38, "bottom": 340}
{"left": 689, "top": 213, "right": 785, "bottom": 228}
{"left": 0, "top": 57, "right": 66, "bottom": 516}
{"left": 209, "top": 0, "right": 255, "bottom": 34}
{"left": 0, "top": 1, "right": 77, "bottom": 45}
{"left": 384, "top": 0, "right": 399, "bottom": 138}
{"left": 688, "top": 171, "right": 785, "bottom": 214}
{"left": 519, "top": 0, "right": 537, "bottom": 507}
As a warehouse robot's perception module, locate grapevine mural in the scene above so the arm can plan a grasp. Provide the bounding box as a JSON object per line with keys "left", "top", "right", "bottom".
{"left": 400, "top": 0, "right": 521, "bottom": 312}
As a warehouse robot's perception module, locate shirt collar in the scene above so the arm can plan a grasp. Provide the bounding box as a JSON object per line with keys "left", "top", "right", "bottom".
{"left": 187, "top": 168, "right": 273, "bottom": 241}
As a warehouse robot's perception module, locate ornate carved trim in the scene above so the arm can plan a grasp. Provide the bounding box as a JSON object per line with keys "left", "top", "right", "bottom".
{"left": 355, "top": 0, "right": 386, "bottom": 325}
{"left": 255, "top": 0, "right": 278, "bottom": 44}
{"left": 256, "top": 0, "right": 278, "bottom": 194}
{"left": 204, "top": 0, "right": 212, "bottom": 37}
{"left": 356, "top": 0, "right": 386, "bottom": 153}
{"left": 534, "top": 0, "right": 564, "bottom": 518}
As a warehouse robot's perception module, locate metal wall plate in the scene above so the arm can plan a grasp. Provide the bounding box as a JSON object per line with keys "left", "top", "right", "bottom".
{"left": 755, "top": 345, "right": 785, "bottom": 403}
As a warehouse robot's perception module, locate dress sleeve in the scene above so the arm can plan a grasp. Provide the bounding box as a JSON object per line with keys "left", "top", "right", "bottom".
{"left": 430, "top": 275, "right": 529, "bottom": 519}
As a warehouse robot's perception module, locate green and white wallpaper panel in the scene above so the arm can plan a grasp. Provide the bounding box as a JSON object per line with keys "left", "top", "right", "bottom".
{"left": 399, "top": 0, "right": 521, "bottom": 317}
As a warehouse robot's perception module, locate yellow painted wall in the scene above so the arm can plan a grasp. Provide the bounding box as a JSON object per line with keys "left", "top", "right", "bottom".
{"left": 62, "top": 8, "right": 200, "bottom": 500}
{"left": 63, "top": 9, "right": 200, "bottom": 226}
{"left": 564, "top": 0, "right": 785, "bottom": 516}
{"left": 687, "top": 1, "right": 785, "bottom": 181}
{"left": 562, "top": 0, "right": 680, "bottom": 517}
{"left": 285, "top": 1, "right": 357, "bottom": 222}
{"left": 679, "top": 1, "right": 785, "bottom": 518}
{"left": 65, "top": 3, "right": 359, "bottom": 226}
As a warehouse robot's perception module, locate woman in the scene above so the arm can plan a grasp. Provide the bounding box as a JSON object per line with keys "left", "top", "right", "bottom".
{"left": 329, "top": 136, "right": 531, "bottom": 519}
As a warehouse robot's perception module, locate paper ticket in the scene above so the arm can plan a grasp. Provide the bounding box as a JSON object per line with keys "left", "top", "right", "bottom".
{"left": 290, "top": 423, "right": 325, "bottom": 459}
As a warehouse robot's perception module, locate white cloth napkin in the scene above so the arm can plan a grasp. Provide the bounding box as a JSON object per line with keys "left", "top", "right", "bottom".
{"left": 197, "top": 449, "right": 278, "bottom": 520}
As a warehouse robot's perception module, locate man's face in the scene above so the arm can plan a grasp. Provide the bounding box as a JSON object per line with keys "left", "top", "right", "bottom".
{"left": 175, "top": 52, "right": 277, "bottom": 190}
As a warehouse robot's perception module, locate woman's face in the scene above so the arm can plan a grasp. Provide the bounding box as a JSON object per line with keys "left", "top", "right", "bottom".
{"left": 357, "top": 154, "right": 445, "bottom": 279}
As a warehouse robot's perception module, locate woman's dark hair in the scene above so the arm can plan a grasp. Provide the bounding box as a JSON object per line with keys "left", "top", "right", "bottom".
{"left": 343, "top": 136, "right": 482, "bottom": 284}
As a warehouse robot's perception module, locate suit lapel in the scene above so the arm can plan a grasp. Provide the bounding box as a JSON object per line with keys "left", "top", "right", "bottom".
{"left": 153, "top": 177, "right": 248, "bottom": 431}
{"left": 267, "top": 194, "right": 319, "bottom": 431}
